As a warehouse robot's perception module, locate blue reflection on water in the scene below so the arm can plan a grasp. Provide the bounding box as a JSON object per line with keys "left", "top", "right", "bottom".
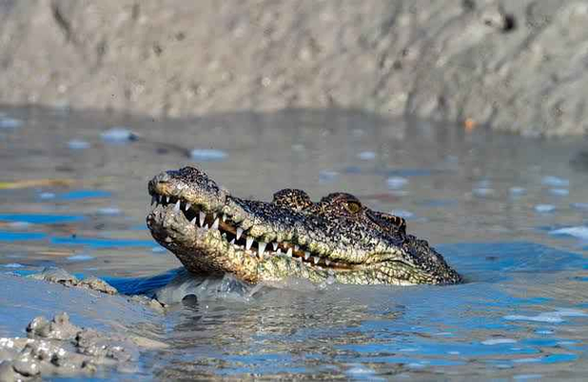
{"left": 51, "top": 236, "right": 154, "bottom": 248}
{"left": 0, "top": 231, "right": 47, "bottom": 241}
{"left": 58, "top": 190, "right": 112, "bottom": 200}
{"left": 0, "top": 214, "right": 84, "bottom": 224}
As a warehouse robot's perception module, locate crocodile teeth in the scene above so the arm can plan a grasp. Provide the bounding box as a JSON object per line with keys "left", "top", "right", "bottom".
{"left": 221, "top": 232, "right": 227, "bottom": 239}
{"left": 203, "top": 224, "right": 209, "bottom": 230}
{"left": 313, "top": 256, "right": 319, "bottom": 264}
{"left": 199, "top": 211, "right": 206, "bottom": 227}
{"left": 229, "top": 238, "right": 235, "bottom": 245}
{"left": 222, "top": 214, "right": 227, "bottom": 222}
{"left": 211, "top": 218, "right": 219, "bottom": 230}
{"left": 190, "top": 217, "right": 196, "bottom": 225}
{"left": 166, "top": 196, "right": 170, "bottom": 203}
{"left": 294, "top": 245, "right": 299, "bottom": 251}
{"left": 304, "top": 251, "right": 310, "bottom": 260}
{"left": 325, "top": 259, "right": 331, "bottom": 266}
{"left": 236, "top": 227, "right": 243, "bottom": 241}
{"left": 276, "top": 248, "right": 282, "bottom": 255}
{"left": 258, "top": 241, "right": 267, "bottom": 256}
{"left": 165, "top": 236, "right": 172, "bottom": 243}
{"left": 286, "top": 248, "right": 293, "bottom": 257}
{"left": 272, "top": 242, "right": 278, "bottom": 251}
{"left": 245, "top": 236, "right": 253, "bottom": 250}
{"left": 185, "top": 203, "right": 191, "bottom": 211}
{"left": 174, "top": 200, "right": 181, "bottom": 211}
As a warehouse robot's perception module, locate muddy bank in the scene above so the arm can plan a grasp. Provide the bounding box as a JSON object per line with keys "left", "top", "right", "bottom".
{"left": 1, "top": 1, "right": 588, "bottom": 136}
{"left": 0, "top": 267, "right": 270, "bottom": 380}
{"left": 0, "top": 271, "right": 166, "bottom": 380}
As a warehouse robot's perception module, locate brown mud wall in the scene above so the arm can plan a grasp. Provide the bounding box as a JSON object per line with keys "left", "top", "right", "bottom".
{"left": 1, "top": 0, "right": 587, "bottom": 136}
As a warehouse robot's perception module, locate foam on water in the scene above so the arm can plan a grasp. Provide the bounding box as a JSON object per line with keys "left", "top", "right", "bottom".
{"left": 549, "top": 226, "right": 588, "bottom": 240}
{"left": 190, "top": 149, "right": 228, "bottom": 161}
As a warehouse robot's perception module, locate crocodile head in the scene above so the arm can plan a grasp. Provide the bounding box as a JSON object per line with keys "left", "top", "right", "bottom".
{"left": 146, "top": 166, "right": 462, "bottom": 285}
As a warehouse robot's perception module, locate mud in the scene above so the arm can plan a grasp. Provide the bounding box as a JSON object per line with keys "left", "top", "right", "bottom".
{"left": 0, "top": 271, "right": 167, "bottom": 380}
{"left": 29, "top": 267, "right": 118, "bottom": 295}
{"left": 1, "top": 1, "right": 587, "bottom": 136}
{"left": 0, "top": 312, "right": 147, "bottom": 381}
{"left": 0, "top": 266, "right": 273, "bottom": 380}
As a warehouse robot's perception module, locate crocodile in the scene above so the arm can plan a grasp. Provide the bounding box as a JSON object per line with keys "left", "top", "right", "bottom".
{"left": 146, "top": 166, "right": 462, "bottom": 286}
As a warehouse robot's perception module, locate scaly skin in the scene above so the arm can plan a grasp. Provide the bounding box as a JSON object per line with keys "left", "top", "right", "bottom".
{"left": 146, "top": 166, "right": 462, "bottom": 285}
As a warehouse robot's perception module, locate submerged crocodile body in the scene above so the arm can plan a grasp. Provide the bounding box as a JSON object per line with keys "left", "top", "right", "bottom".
{"left": 146, "top": 167, "right": 462, "bottom": 286}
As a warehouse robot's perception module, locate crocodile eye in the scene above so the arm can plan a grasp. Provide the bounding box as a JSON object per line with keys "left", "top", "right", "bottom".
{"left": 345, "top": 201, "right": 362, "bottom": 214}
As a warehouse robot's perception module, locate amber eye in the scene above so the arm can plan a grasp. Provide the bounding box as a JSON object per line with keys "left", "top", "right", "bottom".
{"left": 345, "top": 201, "right": 362, "bottom": 214}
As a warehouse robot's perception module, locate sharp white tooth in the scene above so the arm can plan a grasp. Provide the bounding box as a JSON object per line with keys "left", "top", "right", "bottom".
{"left": 286, "top": 248, "right": 293, "bottom": 257}
{"left": 294, "top": 245, "right": 299, "bottom": 251}
{"left": 151, "top": 195, "right": 156, "bottom": 206}
{"left": 222, "top": 214, "right": 227, "bottom": 222}
{"left": 211, "top": 218, "right": 219, "bottom": 230}
{"left": 165, "top": 236, "right": 172, "bottom": 243}
{"left": 325, "top": 259, "right": 331, "bottom": 266}
{"left": 199, "top": 211, "right": 205, "bottom": 227}
{"left": 258, "top": 241, "right": 267, "bottom": 256}
{"left": 166, "top": 196, "right": 170, "bottom": 203}
{"left": 185, "top": 203, "right": 191, "bottom": 211}
{"left": 313, "top": 256, "right": 319, "bottom": 264}
{"left": 236, "top": 227, "right": 243, "bottom": 240}
{"left": 276, "top": 248, "right": 282, "bottom": 255}
{"left": 174, "top": 200, "right": 181, "bottom": 211}
{"left": 230, "top": 238, "right": 235, "bottom": 245}
{"left": 203, "top": 224, "right": 209, "bottom": 230}
{"left": 246, "top": 236, "right": 253, "bottom": 250}
{"left": 222, "top": 232, "right": 227, "bottom": 239}
{"left": 304, "top": 251, "right": 310, "bottom": 260}
{"left": 190, "top": 217, "right": 196, "bottom": 225}
{"left": 272, "top": 242, "right": 278, "bottom": 251}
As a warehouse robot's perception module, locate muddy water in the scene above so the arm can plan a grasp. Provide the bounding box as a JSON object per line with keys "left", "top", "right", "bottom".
{"left": 1, "top": 106, "right": 588, "bottom": 379}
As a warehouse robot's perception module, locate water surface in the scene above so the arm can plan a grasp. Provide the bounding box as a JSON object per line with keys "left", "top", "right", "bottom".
{"left": 1, "top": 107, "right": 588, "bottom": 379}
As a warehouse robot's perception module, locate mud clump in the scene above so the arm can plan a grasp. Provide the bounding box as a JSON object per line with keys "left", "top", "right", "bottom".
{"left": 28, "top": 267, "right": 166, "bottom": 313}
{"left": 0, "top": 313, "right": 139, "bottom": 381}
{"left": 29, "top": 268, "right": 118, "bottom": 295}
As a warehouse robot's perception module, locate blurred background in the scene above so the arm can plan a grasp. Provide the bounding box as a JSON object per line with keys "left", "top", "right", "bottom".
{"left": 1, "top": 0, "right": 588, "bottom": 136}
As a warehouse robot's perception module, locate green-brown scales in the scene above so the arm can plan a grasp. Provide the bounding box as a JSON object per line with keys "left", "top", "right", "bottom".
{"left": 146, "top": 166, "right": 462, "bottom": 285}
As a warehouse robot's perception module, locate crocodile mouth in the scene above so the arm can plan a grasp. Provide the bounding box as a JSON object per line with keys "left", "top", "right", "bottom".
{"left": 148, "top": 193, "right": 355, "bottom": 271}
